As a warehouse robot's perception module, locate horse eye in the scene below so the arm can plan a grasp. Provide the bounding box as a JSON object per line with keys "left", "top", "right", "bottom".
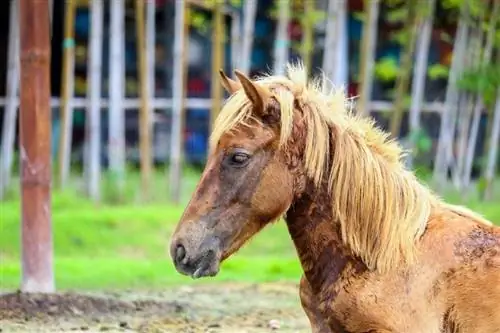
{"left": 228, "top": 152, "right": 250, "bottom": 167}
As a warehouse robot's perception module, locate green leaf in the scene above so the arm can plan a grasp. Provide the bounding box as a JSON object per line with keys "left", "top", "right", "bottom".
{"left": 386, "top": 7, "right": 408, "bottom": 24}
{"left": 428, "top": 64, "right": 450, "bottom": 80}
{"left": 374, "top": 57, "right": 400, "bottom": 82}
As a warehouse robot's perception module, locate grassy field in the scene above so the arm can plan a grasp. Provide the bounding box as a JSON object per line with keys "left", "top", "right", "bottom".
{"left": 1, "top": 169, "right": 499, "bottom": 291}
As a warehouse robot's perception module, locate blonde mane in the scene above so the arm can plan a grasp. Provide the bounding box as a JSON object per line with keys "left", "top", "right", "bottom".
{"left": 209, "top": 62, "right": 488, "bottom": 273}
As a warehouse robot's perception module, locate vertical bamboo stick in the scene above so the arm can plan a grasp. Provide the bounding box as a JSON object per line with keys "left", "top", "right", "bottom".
{"left": 273, "top": 0, "right": 290, "bottom": 76}
{"left": 86, "top": 0, "right": 103, "bottom": 201}
{"left": 136, "top": 0, "right": 152, "bottom": 200}
{"left": 210, "top": 2, "right": 224, "bottom": 131}
{"left": 301, "top": 1, "right": 314, "bottom": 74}
{"left": 0, "top": 0, "right": 20, "bottom": 199}
{"left": 357, "top": 0, "right": 380, "bottom": 116}
{"left": 19, "top": 0, "right": 54, "bottom": 292}
{"left": 146, "top": 0, "right": 156, "bottom": 102}
{"left": 108, "top": 0, "right": 126, "bottom": 196}
{"left": 57, "top": 0, "right": 76, "bottom": 187}
{"left": 230, "top": 11, "right": 241, "bottom": 71}
{"left": 169, "top": 0, "right": 187, "bottom": 203}
{"left": 240, "top": 0, "right": 256, "bottom": 75}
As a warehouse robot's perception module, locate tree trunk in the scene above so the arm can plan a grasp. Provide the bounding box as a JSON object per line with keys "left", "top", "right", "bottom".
{"left": 108, "top": 0, "right": 126, "bottom": 198}
{"left": 407, "top": 0, "right": 436, "bottom": 168}
{"left": 357, "top": 0, "right": 380, "bottom": 117}
{"left": 0, "top": 0, "right": 20, "bottom": 199}
{"left": 462, "top": 0, "right": 499, "bottom": 190}
{"left": 432, "top": 2, "right": 469, "bottom": 187}
{"left": 19, "top": 0, "right": 54, "bottom": 292}
{"left": 389, "top": 0, "right": 419, "bottom": 138}
{"left": 273, "top": 0, "right": 290, "bottom": 76}
{"left": 240, "top": 0, "right": 257, "bottom": 75}
{"left": 85, "top": 0, "right": 103, "bottom": 202}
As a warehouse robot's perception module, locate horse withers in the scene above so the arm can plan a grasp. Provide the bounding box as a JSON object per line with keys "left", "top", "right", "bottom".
{"left": 169, "top": 63, "right": 500, "bottom": 333}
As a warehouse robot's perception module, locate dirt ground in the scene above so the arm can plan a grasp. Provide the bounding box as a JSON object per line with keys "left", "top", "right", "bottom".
{"left": 0, "top": 282, "right": 310, "bottom": 333}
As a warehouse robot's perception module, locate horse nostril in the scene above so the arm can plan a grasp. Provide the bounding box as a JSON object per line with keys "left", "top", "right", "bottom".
{"left": 175, "top": 244, "right": 186, "bottom": 264}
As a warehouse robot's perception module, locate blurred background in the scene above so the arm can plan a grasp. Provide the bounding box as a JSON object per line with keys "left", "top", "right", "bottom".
{"left": 0, "top": 0, "right": 499, "bottom": 305}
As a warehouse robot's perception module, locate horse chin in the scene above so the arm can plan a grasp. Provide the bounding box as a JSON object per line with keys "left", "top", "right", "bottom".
{"left": 189, "top": 259, "right": 221, "bottom": 279}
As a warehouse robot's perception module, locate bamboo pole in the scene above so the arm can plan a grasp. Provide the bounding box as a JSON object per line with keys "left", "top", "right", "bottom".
{"left": 86, "top": 0, "right": 103, "bottom": 201}
{"left": 274, "top": 0, "right": 290, "bottom": 76}
{"left": 146, "top": 0, "right": 156, "bottom": 105}
{"left": 301, "top": 1, "right": 314, "bottom": 74}
{"left": 57, "top": 0, "right": 76, "bottom": 188}
{"left": 230, "top": 11, "right": 241, "bottom": 71}
{"left": 108, "top": 0, "right": 126, "bottom": 196}
{"left": 169, "top": 0, "right": 187, "bottom": 204}
{"left": 19, "top": 0, "right": 54, "bottom": 292}
{"left": 389, "top": 0, "right": 419, "bottom": 138}
{"left": 322, "top": 0, "right": 340, "bottom": 82}
{"left": 240, "top": 0, "right": 256, "bottom": 75}
{"left": 433, "top": 2, "right": 469, "bottom": 186}
{"left": 483, "top": 89, "right": 500, "bottom": 200}
{"left": 0, "top": 0, "right": 20, "bottom": 199}
{"left": 210, "top": 1, "right": 225, "bottom": 131}
{"left": 357, "top": 0, "right": 380, "bottom": 116}
{"left": 136, "top": 0, "right": 153, "bottom": 200}
{"left": 407, "top": 0, "right": 436, "bottom": 168}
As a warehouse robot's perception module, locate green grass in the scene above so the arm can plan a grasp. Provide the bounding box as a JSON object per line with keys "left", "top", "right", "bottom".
{"left": 1, "top": 170, "right": 499, "bottom": 291}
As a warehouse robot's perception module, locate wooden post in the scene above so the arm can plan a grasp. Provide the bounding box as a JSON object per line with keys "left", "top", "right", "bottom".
{"left": 57, "top": 0, "right": 76, "bottom": 188}
{"left": 0, "top": 0, "right": 20, "bottom": 199}
{"left": 169, "top": 0, "right": 187, "bottom": 203}
{"left": 210, "top": 2, "right": 224, "bottom": 131}
{"left": 108, "top": 0, "right": 126, "bottom": 196}
{"left": 19, "top": 0, "right": 54, "bottom": 293}
{"left": 136, "top": 0, "right": 152, "bottom": 199}
{"left": 86, "top": 0, "right": 103, "bottom": 201}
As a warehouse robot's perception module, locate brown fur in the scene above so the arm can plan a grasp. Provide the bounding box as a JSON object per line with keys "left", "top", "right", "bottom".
{"left": 170, "top": 63, "right": 500, "bottom": 332}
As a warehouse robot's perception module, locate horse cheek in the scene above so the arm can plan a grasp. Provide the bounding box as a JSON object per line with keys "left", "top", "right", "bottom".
{"left": 251, "top": 162, "right": 294, "bottom": 221}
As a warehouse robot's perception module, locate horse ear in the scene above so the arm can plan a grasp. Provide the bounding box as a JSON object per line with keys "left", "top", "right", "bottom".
{"left": 219, "top": 69, "right": 241, "bottom": 94}
{"left": 234, "top": 70, "right": 272, "bottom": 109}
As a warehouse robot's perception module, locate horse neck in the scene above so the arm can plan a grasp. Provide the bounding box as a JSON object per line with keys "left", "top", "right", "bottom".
{"left": 284, "top": 183, "right": 366, "bottom": 293}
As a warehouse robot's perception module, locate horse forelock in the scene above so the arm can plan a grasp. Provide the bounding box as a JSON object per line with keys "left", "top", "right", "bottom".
{"left": 209, "top": 62, "right": 441, "bottom": 273}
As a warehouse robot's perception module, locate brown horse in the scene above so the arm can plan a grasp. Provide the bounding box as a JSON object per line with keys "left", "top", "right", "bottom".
{"left": 169, "top": 63, "right": 500, "bottom": 333}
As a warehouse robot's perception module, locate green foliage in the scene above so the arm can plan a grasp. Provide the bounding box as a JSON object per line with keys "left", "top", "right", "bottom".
{"left": 457, "top": 64, "right": 500, "bottom": 106}
{"left": 408, "top": 128, "right": 433, "bottom": 155}
{"left": 228, "top": 0, "right": 242, "bottom": 8}
{"left": 374, "top": 56, "right": 400, "bottom": 82}
{"left": 391, "top": 29, "right": 410, "bottom": 46}
{"left": 440, "top": 0, "right": 462, "bottom": 10}
{"left": 385, "top": 6, "right": 408, "bottom": 24}
{"left": 428, "top": 63, "right": 450, "bottom": 80}
{"left": 189, "top": 10, "right": 210, "bottom": 36}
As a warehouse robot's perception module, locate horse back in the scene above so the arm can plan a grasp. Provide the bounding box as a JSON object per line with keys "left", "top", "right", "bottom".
{"left": 425, "top": 206, "right": 500, "bottom": 333}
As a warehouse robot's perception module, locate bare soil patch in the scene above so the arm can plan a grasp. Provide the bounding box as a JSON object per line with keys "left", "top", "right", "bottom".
{"left": 0, "top": 282, "right": 309, "bottom": 332}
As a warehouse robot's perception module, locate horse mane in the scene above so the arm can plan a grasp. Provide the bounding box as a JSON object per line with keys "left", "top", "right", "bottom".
{"left": 209, "top": 62, "right": 488, "bottom": 273}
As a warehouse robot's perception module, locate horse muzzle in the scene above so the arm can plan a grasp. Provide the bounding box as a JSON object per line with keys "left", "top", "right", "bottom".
{"left": 170, "top": 236, "right": 222, "bottom": 279}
